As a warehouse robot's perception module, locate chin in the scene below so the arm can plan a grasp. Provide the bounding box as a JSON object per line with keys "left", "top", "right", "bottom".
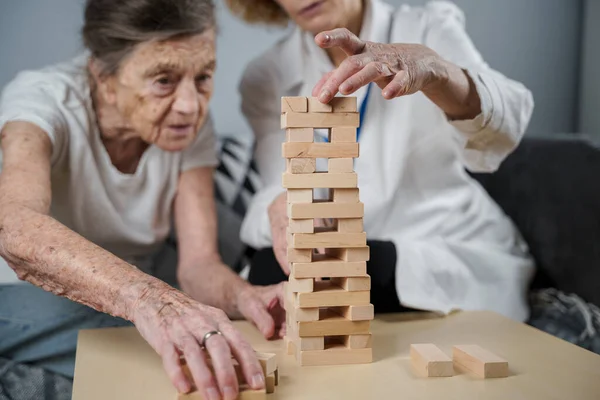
{"left": 301, "top": 16, "right": 337, "bottom": 36}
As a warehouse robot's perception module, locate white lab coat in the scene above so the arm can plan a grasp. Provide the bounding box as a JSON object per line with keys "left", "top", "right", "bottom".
{"left": 238, "top": 0, "right": 535, "bottom": 321}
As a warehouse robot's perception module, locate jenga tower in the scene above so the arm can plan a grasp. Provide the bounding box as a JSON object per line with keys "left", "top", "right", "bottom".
{"left": 281, "top": 96, "right": 373, "bottom": 366}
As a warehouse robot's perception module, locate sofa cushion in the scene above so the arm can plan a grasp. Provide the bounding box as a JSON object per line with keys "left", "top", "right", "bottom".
{"left": 471, "top": 135, "right": 600, "bottom": 307}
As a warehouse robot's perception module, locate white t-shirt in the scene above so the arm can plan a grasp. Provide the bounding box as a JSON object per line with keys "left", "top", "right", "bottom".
{"left": 0, "top": 54, "right": 218, "bottom": 284}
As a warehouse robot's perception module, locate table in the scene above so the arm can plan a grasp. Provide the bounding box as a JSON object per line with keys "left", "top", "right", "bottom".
{"left": 72, "top": 311, "right": 600, "bottom": 399}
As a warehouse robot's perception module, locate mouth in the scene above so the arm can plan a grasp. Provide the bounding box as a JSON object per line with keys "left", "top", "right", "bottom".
{"left": 167, "top": 124, "right": 195, "bottom": 138}
{"left": 299, "top": 0, "right": 326, "bottom": 17}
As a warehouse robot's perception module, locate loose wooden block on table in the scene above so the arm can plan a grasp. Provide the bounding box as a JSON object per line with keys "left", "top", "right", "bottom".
{"left": 281, "top": 97, "right": 308, "bottom": 113}
{"left": 453, "top": 345, "right": 509, "bottom": 378}
{"left": 288, "top": 201, "right": 364, "bottom": 219}
{"left": 329, "top": 127, "right": 357, "bottom": 142}
{"left": 289, "top": 231, "right": 367, "bottom": 249}
{"left": 330, "top": 276, "right": 371, "bottom": 291}
{"left": 289, "top": 218, "right": 314, "bottom": 233}
{"left": 296, "top": 281, "right": 370, "bottom": 308}
{"left": 283, "top": 172, "right": 358, "bottom": 189}
{"left": 325, "top": 247, "right": 370, "bottom": 262}
{"left": 287, "top": 189, "right": 313, "bottom": 203}
{"left": 179, "top": 388, "right": 267, "bottom": 400}
{"left": 290, "top": 255, "right": 367, "bottom": 278}
{"left": 296, "top": 344, "right": 372, "bottom": 366}
{"left": 331, "top": 304, "right": 374, "bottom": 321}
{"left": 410, "top": 344, "right": 454, "bottom": 378}
{"left": 282, "top": 142, "right": 359, "bottom": 158}
{"left": 287, "top": 158, "right": 316, "bottom": 174}
{"left": 266, "top": 374, "right": 276, "bottom": 394}
{"left": 286, "top": 128, "right": 313, "bottom": 142}
{"left": 307, "top": 97, "right": 332, "bottom": 112}
{"left": 337, "top": 218, "right": 363, "bottom": 233}
{"left": 328, "top": 158, "right": 354, "bottom": 173}
{"left": 255, "top": 352, "right": 278, "bottom": 376}
{"left": 281, "top": 112, "right": 359, "bottom": 129}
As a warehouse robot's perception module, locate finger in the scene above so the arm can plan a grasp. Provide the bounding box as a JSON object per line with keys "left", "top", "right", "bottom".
{"left": 315, "top": 28, "right": 365, "bottom": 55}
{"left": 274, "top": 243, "right": 290, "bottom": 275}
{"left": 316, "top": 54, "right": 373, "bottom": 103}
{"left": 161, "top": 343, "right": 191, "bottom": 394}
{"left": 241, "top": 295, "right": 276, "bottom": 339}
{"left": 382, "top": 70, "right": 411, "bottom": 99}
{"left": 312, "top": 70, "right": 335, "bottom": 97}
{"left": 204, "top": 332, "right": 239, "bottom": 400}
{"left": 219, "top": 324, "right": 265, "bottom": 390}
{"left": 339, "top": 62, "right": 393, "bottom": 95}
{"left": 180, "top": 335, "right": 221, "bottom": 400}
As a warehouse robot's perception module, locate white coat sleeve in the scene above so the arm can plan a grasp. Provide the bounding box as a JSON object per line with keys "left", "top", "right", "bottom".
{"left": 422, "top": 1, "right": 534, "bottom": 172}
{"left": 238, "top": 61, "right": 286, "bottom": 249}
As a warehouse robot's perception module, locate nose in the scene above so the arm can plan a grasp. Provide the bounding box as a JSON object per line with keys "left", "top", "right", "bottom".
{"left": 172, "top": 80, "right": 198, "bottom": 115}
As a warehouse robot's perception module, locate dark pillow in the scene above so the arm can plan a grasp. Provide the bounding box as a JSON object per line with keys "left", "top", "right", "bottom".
{"left": 471, "top": 135, "right": 600, "bottom": 307}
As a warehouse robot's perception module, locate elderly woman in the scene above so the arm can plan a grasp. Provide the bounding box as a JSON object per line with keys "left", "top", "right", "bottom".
{"left": 228, "top": 0, "right": 536, "bottom": 320}
{"left": 0, "top": 0, "right": 284, "bottom": 398}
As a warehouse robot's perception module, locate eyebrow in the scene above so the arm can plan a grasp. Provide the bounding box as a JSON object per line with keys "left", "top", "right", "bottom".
{"left": 143, "top": 59, "right": 217, "bottom": 78}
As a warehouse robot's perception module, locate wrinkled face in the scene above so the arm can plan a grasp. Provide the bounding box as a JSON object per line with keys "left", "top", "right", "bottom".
{"left": 275, "top": 0, "right": 361, "bottom": 35}
{"left": 104, "top": 30, "right": 216, "bottom": 152}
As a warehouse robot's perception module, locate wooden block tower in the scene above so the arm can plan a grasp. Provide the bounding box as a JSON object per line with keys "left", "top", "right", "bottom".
{"left": 281, "top": 96, "right": 373, "bottom": 366}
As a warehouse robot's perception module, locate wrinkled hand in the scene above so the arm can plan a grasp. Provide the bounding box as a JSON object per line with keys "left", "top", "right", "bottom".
{"left": 235, "top": 283, "right": 286, "bottom": 340}
{"left": 312, "top": 28, "right": 448, "bottom": 102}
{"left": 132, "top": 287, "right": 265, "bottom": 400}
{"left": 268, "top": 192, "right": 289, "bottom": 274}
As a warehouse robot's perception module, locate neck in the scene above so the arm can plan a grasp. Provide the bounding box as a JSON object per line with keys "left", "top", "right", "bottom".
{"left": 89, "top": 73, "right": 148, "bottom": 174}
{"left": 326, "top": 0, "right": 365, "bottom": 67}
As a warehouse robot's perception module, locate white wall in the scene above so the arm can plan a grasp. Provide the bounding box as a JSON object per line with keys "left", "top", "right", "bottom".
{"left": 579, "top": 0, "right": 600, "bottom": 134}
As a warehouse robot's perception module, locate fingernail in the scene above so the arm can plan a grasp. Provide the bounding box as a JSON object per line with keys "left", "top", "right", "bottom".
{"left": 323, "top": 34, "right": 330, "bottom": 43}
{"left": 383, "top": 90, "right": 390, "bottom": 98}
{"left": 252, "top": 373, "right": 265, "bottom": 388}
{"left": 223, "top": 386, "right": 237, "bottom": 400}
{"left": 207, "top": 387, "right": 220, "bottom": 400}
{"left": 319, "top": 90, "right": 330, "bottom": 102}
{"left": 177, "top": 381, "right": 190, "bottom": 394}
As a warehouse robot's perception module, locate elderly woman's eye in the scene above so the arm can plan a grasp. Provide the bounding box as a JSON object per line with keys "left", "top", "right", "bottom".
{"left": 156, "top": 77, "right": 172, "bottom": 86}
{"left": 196, "top": 74, "right": 212, "bottom": 83}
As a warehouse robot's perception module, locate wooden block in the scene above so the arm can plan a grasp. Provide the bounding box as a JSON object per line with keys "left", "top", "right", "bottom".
{"left": 255, "top": 352, "right": 277, "bottom": 376}
{"left": 281, "top": 112, "right": 359, "bottom": 129}
{"left": 284, "top": 336, "right": 295, "bottom": 355}
{"left": 296, "top": 282, "right": 370, "bottom": 308}
{"left": 283, "top": 172, "right": 357, "bottom": 189}
{"left": 297, "top": 344, "right": 372, "bottom": 366}
{"left": 287, "top": 334, "right": 326, "bottom": 351}
{"left": 287, "top": 248, "right": 312, "bottom": 263}
{"left": 288, "top": 202, "right": 363, "bottom": 219}
{"left": 282, "top": 142, "right": 359, "bottom": 158}
{"left": 266, "top": 373, "right": 275, "bottom": 394}
{"left": 287, "top": 189, "right": 313, "bottom": 203}
{"left": 330, "top": 97, "right": 357, "bottom": 112}
{"left": 287, "top": 158, "right": 316, "bottom": 174}
{"left": 452, "top": 345, "right": 509, "bottom": 378}
{"left": 238, "top": 387, "right": 267, "bottom": 399}
{"left": 343, "top": 334, "right": 372, "bottom": 349}
{"left": 291, "top": 257, "right": 367, "bottom": 279}
{"left": 411, "top": 344, "right": 454, "bottom": 378}
{"left": 287, "top": 276, "right": 314, "bottom": 293}
{"left": 331, "top": 276, "right": 371, "bottom": 291}
{"left": 328, "top": 158, "right": 354, "bottom": 173}
{"left": 274, "top": 369, "right": 279, "bottom": 385}
{"left": 285, "top": 290, "right": 319, "bottom": 322}
{"left": 308, "top": 97, "right": 332, "bottom": 112}
{"left": 289, "top": 218, "right": 314, "bottom": 233}
{"left": 332, "top": 304, "right": 374, "bottom": 321}
{"left": 337, "top": 218, "right": 363, "bottom": 233}
{"left": 286, "top": 128, "right": 313, "bottom": 142}
{"left": 329, "top": 127, "right": 357, "bottom": 143}
{"left": 281, "top": 97, "right": 307, "bottom": 113}
{"left": 331, "top": 188, "right": 360, "bottom": 203}
{"left": 290, "top": 231, "right": 367, "bottom": 249}
{"left": 325, "top": 247, "right": 370, "bottom": 262}
{"left": 297, "top": 310, "right": 370, "bottom": 337}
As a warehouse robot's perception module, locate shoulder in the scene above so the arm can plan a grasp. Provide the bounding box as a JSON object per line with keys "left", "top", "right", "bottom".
{"left": 390, "top": 1, "right": 466, "bottom": 38}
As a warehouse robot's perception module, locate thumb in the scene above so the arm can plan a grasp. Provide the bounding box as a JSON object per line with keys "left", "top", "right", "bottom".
{"left": 241, "top": 296, "right": 276, "bottom": 339}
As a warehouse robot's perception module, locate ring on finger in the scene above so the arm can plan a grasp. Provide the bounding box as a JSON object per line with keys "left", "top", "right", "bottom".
{"left": 200, "top": 330, "right": 223, "bottom": 349}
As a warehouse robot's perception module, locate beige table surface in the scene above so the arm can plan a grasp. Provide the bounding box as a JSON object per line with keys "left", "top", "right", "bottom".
{"left": 72, "top": 311, "right": 600, "bottom": 400}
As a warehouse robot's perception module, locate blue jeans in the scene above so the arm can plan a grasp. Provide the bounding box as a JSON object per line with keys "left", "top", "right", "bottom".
{"left": 0, "top": 283, "right": 131, "bottom": 379}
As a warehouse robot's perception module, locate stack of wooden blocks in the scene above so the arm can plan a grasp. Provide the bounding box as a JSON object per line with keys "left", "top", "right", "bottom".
{"left": 281, "top": 96, "right": 373, "bottom": 366}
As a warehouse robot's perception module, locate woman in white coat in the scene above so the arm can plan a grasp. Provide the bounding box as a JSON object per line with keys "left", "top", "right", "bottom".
{"left": 227, "top": 0, "right": 536, "bottom": 321}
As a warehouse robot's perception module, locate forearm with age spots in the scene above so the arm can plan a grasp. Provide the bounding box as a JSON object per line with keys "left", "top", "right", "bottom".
{"left": 0, "top": 203, "right": 172, "bottom": 321}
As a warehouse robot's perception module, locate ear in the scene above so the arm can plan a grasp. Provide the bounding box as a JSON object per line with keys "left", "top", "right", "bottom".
{"left": 88, "top": 58, "right": 118, "bottom": 105}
